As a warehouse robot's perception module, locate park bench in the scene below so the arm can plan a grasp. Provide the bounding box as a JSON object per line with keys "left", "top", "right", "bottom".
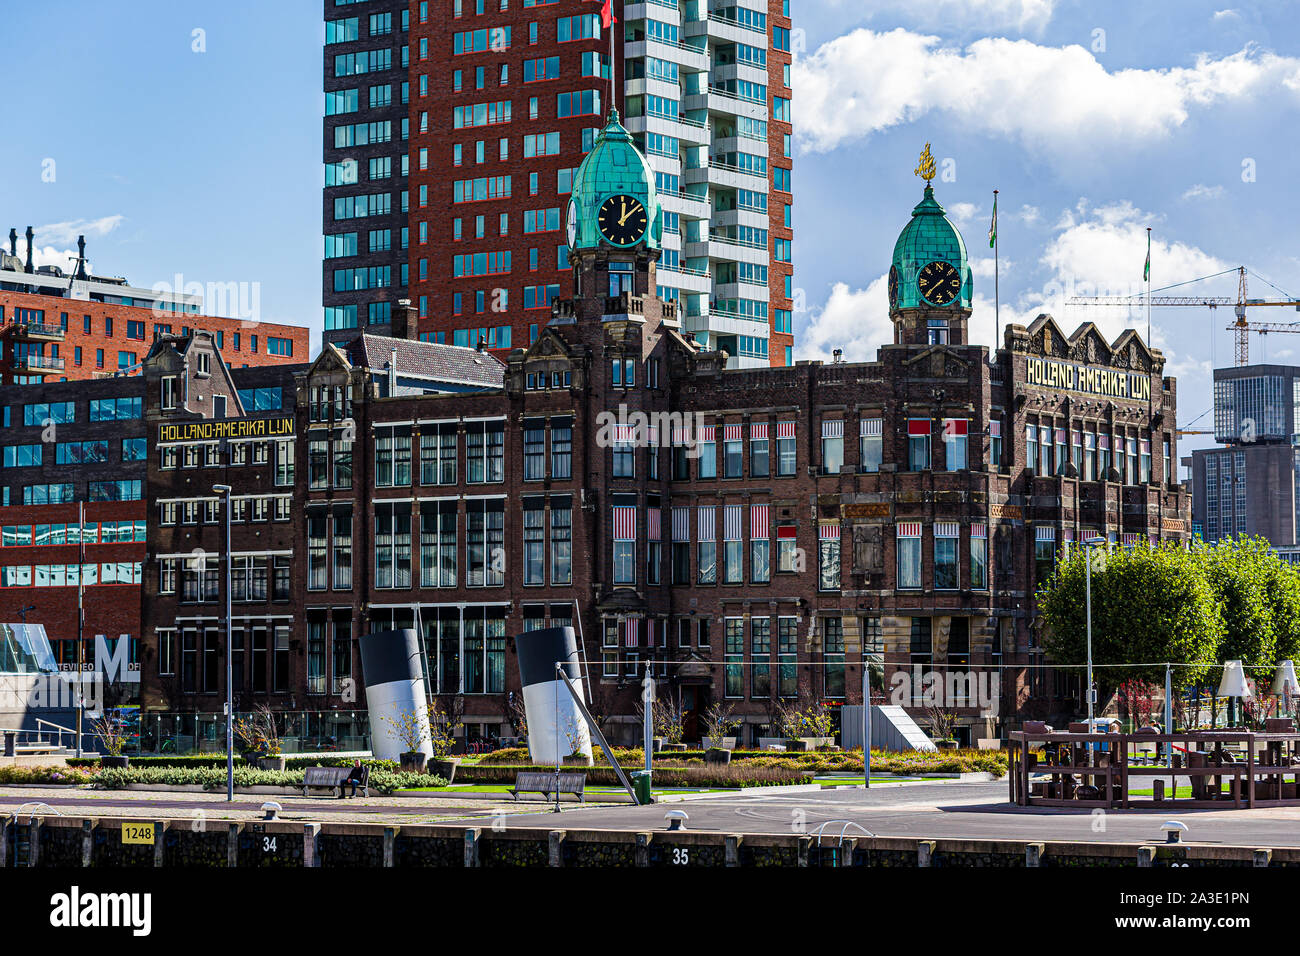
{"left": 508, "top": 771, "right": 586, "bottom": 803}
{"left": 302, "top": 765, "right": 369, "bottom": 798}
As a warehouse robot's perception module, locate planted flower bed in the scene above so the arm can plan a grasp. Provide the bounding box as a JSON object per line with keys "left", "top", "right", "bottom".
{"left": 0, "top": 763, "right": 443, "bottom": 794}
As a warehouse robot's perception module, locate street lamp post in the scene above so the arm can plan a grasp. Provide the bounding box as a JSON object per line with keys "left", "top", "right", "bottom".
{"left": 1083, "top": 536, "right": 1106, "bottom": 727}
{"left": 213, "top": 483, "right": 234, "bottom": 802}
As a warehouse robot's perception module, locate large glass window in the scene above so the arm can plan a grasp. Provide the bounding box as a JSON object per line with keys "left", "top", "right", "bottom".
{"left": 907, "top": 420, "right": 930, "bottom": 470}
{"left": 859, "top": 418, "right": 882, "bottom": 472}
{"left": 934, "top": 524, "right": 959, "bottom": 589}
{"left": 897, "top": 525, "right": 922, "bottom": 589}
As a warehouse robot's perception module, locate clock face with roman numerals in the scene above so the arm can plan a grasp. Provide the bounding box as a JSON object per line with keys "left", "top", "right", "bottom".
{"left": 598, "top": 194, "right": 648, "bottom": 246}
{"left": 917, "top": 260, "right": 961, "bottom": 306}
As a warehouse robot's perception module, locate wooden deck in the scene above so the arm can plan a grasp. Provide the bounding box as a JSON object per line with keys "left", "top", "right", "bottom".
{"left": 1008, "top": 729, "right": 1300, "bottom": 810}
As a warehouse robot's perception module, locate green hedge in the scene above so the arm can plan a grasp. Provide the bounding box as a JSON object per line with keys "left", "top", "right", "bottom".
{"left": 476, "top": 746, "right": 1007, "bottom": 776}
{"left": 456, "top": 762, "right": 812, "bottom": 789}
{"left": 68, "top": 755, "right": 399, "bottom": 772}
{"left": 88, "top": 765, "right": 443, "bottom": 794}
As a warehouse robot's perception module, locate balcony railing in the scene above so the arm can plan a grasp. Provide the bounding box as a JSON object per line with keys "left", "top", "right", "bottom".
{"left": 13, "top": 354, "right": 65, "bottom": 371}
{"left": 3, "top": 321, "right": 65, "bottom": 340}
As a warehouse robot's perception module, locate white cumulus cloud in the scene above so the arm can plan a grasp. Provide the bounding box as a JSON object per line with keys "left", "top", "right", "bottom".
{"left": 823, "top": 0, "right": 1057, "bottom": 34}
{"left": 793, "top": 31, "right": 1300, "bottom": 156}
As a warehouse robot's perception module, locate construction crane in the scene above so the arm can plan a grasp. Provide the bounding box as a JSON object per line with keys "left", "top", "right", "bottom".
{"left": 1069, "top": 266, "right": 1300, "bottom": 366}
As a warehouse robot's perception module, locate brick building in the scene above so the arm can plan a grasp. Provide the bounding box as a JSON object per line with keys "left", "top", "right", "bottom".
{"left": 134, "top": 122, "right": 1191, "bottom": 746}
{"left": 324, "top": 0, "right": 795, "bottom": 370}
{"left": 0, "top": 227, "right": 309, "bottom": 385}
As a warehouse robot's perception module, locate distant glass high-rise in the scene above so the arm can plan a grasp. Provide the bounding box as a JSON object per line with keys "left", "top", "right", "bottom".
{"left": 1192, "top": 363, "right": 1300, "bottom": 552}
{"left": 321, "top": 0, "right": 794, "bottom": 369}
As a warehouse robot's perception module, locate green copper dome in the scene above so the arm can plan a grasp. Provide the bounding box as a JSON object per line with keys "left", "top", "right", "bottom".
{"left": 567, "top": 109, "right": 661, "bottom": 253}
{"left": 890, "top": 184, "right": 972, "bottom": 311}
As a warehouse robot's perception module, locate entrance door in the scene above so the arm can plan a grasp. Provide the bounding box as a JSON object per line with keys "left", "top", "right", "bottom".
{"left": 682, "top": 687, "right": 701, "bottom": 743}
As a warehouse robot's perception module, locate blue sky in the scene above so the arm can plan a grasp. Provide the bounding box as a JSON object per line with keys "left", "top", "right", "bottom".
{"left": 3, "top": 0, "right": 1298, "bottom": 460}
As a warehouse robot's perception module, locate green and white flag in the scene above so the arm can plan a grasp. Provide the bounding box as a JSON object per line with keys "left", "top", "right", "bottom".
{"left": 1143, "top": 229, "right": 1151, "bottom": 282}
{"left": 988, "top": 193, "right": 997, "bottom": 248}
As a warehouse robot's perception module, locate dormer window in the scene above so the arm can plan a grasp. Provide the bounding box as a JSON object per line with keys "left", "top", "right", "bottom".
{"left": 195, "top": 352, "right": 211, "bottom": 377}
{"left": 161, "top": 376, "right": 177, "bottom": 411}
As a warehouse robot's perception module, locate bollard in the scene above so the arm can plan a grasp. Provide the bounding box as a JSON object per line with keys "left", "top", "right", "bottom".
{"left": 1254, "top": 848, "right": 1272, "bottom": 868}
{"left": 918, "top": 840, "right": 936, "bottom": 867}
{"left": 1137, "top": 846, "right": 1157, "bottom": 867}
{"left": 548, "top": 830, "right": 566, "bottom": 867}
{"left": 1026, "top": 843, "right": 1044, "bottom": 867}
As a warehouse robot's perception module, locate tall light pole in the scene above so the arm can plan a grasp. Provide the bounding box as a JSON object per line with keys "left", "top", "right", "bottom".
{"left": 213, "top": 483, "right": 234, "bottom": 802}
{"left": 1083, "top": 535, "right": 1106, "bottom": 726}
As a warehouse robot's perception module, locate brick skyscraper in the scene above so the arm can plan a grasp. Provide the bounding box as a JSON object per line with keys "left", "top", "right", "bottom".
{"left": 323, "top": 0, "right": 793, "bottom": 369}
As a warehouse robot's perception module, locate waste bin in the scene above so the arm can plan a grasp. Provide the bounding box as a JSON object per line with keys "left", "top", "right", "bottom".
{"left": 629, "top": 771, "right": 652, "bottom": 805}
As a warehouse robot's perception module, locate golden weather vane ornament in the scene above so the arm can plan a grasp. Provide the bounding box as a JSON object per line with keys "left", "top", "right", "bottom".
{"left": 914, "top": 143, "right": 936, "bottom": 184}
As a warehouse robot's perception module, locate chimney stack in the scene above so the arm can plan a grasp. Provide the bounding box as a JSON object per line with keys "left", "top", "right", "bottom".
{"left": 24, "top": 226, "right": 34, "bottom": 274}
{"left": 76, "top": 234, "right": 87, "bottom": 279}
{"left": 7, "top": 228, "right": 15, "bottom": 258}
{"left": 392, "top": 298, "right": 419, "bottom": 340}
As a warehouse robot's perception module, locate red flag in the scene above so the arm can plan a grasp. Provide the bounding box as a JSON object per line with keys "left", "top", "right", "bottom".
{"left": 598, "top": 0, "right": 616, "bottom": 28}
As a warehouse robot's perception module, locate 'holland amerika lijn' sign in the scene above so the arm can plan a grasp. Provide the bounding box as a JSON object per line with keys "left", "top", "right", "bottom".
{"left": 1024, "top": 357, "right": 1152, "bottom": 402}
{"left": 158, "top": 416, "right": 294, "bottom": 443}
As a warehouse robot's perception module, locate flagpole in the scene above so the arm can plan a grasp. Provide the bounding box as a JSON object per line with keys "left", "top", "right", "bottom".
{"left": 993, "top": 189, "right": 999, "bottom": 352}
{"left": 1146, "top": 227, "right": 1152, "bottom": 344}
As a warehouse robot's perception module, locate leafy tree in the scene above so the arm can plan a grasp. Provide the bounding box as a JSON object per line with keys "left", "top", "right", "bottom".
{"left": 1038, "top": 541, "right": 1223, "bottom": 692}
{"left": 1203, "top": 537, "right": 1280, "bottom": 669}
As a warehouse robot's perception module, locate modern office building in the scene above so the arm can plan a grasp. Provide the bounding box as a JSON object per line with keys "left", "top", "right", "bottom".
{"left": 0, "top": 227, "right": 310, "bottom": 385}
{"left": 1191, "top": 363, "right": 1300, "bottom": 549}
{"left": 322, "top": 0, "right": 794, "bottom": 369}
{"left": 140, "top": 121, "right": 1189, "bottom": 747}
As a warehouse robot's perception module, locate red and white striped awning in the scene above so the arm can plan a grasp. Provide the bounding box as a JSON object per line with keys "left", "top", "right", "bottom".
{"left": 1036, "top": 526, "right": 1056, "bottom": 541}
{"left": 671, "top": 426, "right": 691, "bottom": 445}
{"left": 647, "top": 508, "right": 661, "bottom": 541}
{"left": 860, "top": 417, "right": 882, "bottom": 437}
{"left": 672, "top": 506, "right": 690, "bottom": 542}
{"left": 751, "top": 422, "right": 769, "bottom": 441}
{"left": 777, "top": 421, "right": 795, "bottom": 439}
{"left": 612, "top": 506, "right": 636, "bottom": 541}
{"left": 1122, "top": 533, "right": 1139, "bottom": 545}
{"left": 724, "top": 505, "right": 743, "bottom": 541}
{"left": 934, "top": 522, "right": 960, "bottom": 538}
{"left": 623, "top": 618, "right": 638, "bottom": 647}
{"left": 821, "top": 419, "right": 844, "bottom": 439}
{"left": 613, "top": 424, "right": 636, "bottom": 445}
{"left": 819, "top": 523, "right": 840, "bottom": 540}
{"left": 697, "top": 505, "right": 716, "bottom": 541}
{"left": 907, "top": 419, "right": 931, "bottom": 436}
{"left": 750, "top": 503, "right": 769, "bottom": 538}
{"left": 723, "top": 424, "right": 743, "bottom": 442}
{"left": 646, "top": 619, "right": 656, "bottom": 647}
{"left": 896, "top": 523, "right": 922, "bottom": 538}
{"left": 989, "top": 420, "right": 1001, "bottom": 438}
{"left": 970, "top": 523, "right": 988, "bottom": 539}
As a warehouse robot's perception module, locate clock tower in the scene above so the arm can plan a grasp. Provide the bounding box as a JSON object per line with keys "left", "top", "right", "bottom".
{"left": 888, "top": 144, "right": 974, "bottom": 346}
{"left": 558, "top": 108, "right": 665, "bottom": 324}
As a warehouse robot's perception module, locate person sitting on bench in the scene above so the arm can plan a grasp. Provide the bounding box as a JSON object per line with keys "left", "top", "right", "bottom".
{"left": 341, "top": 760, "right": 367, "bottom": 798}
